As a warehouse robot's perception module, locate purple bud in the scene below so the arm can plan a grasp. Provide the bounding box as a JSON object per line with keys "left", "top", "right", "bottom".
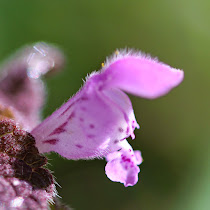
{"left": 0, "top": 42, "right": 65, "bottom": 131}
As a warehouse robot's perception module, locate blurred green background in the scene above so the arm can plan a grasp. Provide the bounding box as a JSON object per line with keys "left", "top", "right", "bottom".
{"left": 0, "top": 0, "right": 209, "bottom": 209}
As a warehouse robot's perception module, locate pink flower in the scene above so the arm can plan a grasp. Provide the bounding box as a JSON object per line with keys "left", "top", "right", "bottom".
{"left": 0, "top": 44, "right": 183, "bottom": 208}
{"left": 30, "top": 49, "right": 184, "bottom": 187}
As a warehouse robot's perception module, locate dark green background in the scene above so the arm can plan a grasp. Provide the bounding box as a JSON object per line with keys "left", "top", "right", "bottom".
{"left": 0, "top": 1, "right": 209, "bottom": 209}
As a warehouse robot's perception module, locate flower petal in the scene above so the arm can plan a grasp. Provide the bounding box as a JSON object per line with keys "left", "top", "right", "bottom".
{"left": 105, "top": 141, "right": 142, "bottom": 187}
{"left": 32, "top": 81, "right": 139, "bottom": 159}
{"left": 93, "top": 50, "right": 184, "bottom": 99}
{"left": 0, "top": 43, "right": 65, "bottom": 130}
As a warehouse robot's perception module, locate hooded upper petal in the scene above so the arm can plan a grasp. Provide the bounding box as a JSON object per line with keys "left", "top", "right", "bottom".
{"left": 93, "top": 50, "right": 184, "bottom": 99}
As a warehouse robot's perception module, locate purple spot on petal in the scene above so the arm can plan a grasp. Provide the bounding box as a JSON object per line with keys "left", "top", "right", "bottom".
{"left": 118, "top": 127, "right": 124, "bottom": 133}
{"left": 61, "top": 104, "right": 74, "bottom": 116}
{"left": 123, "top": 113, "right": 129, "bottom": 122}
{"left": 81, "top": 96, "right": 89, "bottom": 101}
{"left": 129, "top": 149, "right": 131, "bottom": 152}
{"left": 98, "top": 86, "right": 103, "bottom": 91}
{"left": 122, "top": 155, "right": 131, "bottom": 163}
{"left": 114, "top": 140, "right": 119, "bottom": 144}
{"left": 60, "top": 98, "right": 80, "bottom": 116}
{"left": 43, "top": 139, "right": 59, "bottom": 145}
{"left": 49, "top": 122, "right": 68, "bottom": 136}
{"left": 75, "top": 144, "right": 83, "bottom": 148}
{"left": 80, "top": 118, "right": 84, "bottom": 122}
{"left": 67, "top": 111, "right": 75, "bottom": 120}
{"left": 87, "top": 134, "right": 95, "bottom": 138}
{"left": 126, "top": 126, "right": 130, "bottom": 135}
{"left": 89, "top": 124, "right": 95, "bottom": 129}
{"left": 80, "top": 106, "right": 87, "bottom": 111}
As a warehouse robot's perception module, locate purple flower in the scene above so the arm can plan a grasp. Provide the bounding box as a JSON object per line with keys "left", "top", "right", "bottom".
{"left": 31, "top": 49, "right": 184, "bottom": 187}
{"left": 0, "top": 44, "right": 183, "bottom": 208}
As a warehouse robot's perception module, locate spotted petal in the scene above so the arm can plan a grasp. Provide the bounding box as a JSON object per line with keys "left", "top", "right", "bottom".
{"left": 105, "top": 140, "right": 143, "bottom": 187}
{"left": 32, "top": 85, "right": 139, "bottom": 159}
